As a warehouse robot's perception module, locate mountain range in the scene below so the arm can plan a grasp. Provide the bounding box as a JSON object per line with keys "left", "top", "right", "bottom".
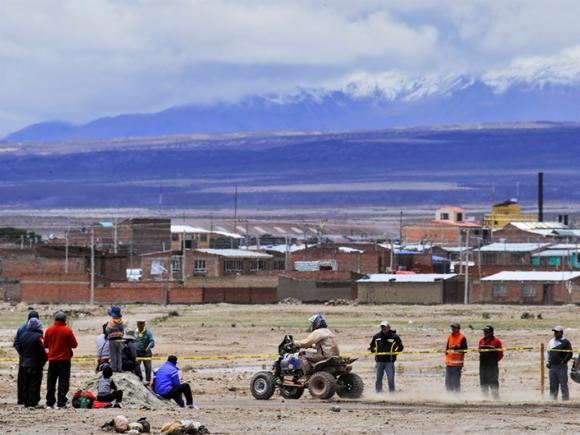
{"left": 6, "top": 70, "right": 580, "bottom": 142}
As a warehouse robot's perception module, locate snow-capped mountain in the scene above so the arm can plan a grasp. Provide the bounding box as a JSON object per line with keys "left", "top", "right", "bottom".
{"left": 7, "top": 61, "right": 580, "bottom": 142}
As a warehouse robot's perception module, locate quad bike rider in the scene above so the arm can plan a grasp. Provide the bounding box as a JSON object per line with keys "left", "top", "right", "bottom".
{"left": 295, "top": 314, "right": 340, "bottom": 376}
{"left": 250, "top": 314, "right": 364, "bottom": 400}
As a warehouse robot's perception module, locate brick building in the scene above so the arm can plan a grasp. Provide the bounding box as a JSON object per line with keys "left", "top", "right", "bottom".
{"left": 170, "top": 225, "right": 243, "bottom": 250}
{"left": 289, "top": 245, "right": 387, "bottom": 274}
{"left": 477, "top": 271, "right": 580, "bottom": 304}
{"left": 356, "top": 273, "right": 462, "bottom": 304}
{"left": 492, "top": 222, "right": 580, "bottom": 243}
{"left": 140, "top": 248, "right": 274, "bottom": 281}
{"left": 277, "top": 271, "right": 363, "bottom": 302}
{"left": 402, "top": 206, "right": 488, "bottom": 246}
{"left": 476, "top": 242, "right": 550, "bottom": 267}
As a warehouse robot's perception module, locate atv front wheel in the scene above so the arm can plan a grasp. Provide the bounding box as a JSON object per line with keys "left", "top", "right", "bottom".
{"left": 279, "top": 386, "right": 304, "bottom": 400}
{"left": 250, "top": 371, "right": 275, "bottom": 400}
{"left": 308, "top": 371, "right": 337, "bottom": 400}
{"left": 336, "top": 373, "right": 364, "bottom": 399}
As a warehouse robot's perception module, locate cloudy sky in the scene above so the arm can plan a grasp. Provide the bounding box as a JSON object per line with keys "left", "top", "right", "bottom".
{"left": 2, "top": 0, "right": 580, "bottom": 136}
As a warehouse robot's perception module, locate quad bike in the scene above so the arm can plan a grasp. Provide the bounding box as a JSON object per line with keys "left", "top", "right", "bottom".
{"left": 250, "top": 335, "right": 364, "bottom": 400}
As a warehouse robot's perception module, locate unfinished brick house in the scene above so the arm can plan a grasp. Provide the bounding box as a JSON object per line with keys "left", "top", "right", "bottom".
{"left": 476, "top": 271, "right": 580, "bottom": 304}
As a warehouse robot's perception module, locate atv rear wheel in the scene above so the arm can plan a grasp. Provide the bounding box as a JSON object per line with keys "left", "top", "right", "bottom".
{"left": 337, "top": 373, "right": 364, "bottom": 399}
{"left": 250, "top": 371, "right": 275, "bottom": 400}
{"left": 308, "top": 371, "right": 337, "bottom": 400}
{"left": 279, "top": 386, "right": 304, "bottom": 400}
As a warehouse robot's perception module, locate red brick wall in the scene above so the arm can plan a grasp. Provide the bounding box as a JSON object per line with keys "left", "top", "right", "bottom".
{"left": 290, "top": 248, "right": 384, "bottom": 273}
{"left": 475, "top": 280, "right": 570, "bottom": 304}
{"left": 169, "top": 287, "right": 204, "bottom": 304}
{"left": 21, "top": 274, "right": 90, "bottom": 303}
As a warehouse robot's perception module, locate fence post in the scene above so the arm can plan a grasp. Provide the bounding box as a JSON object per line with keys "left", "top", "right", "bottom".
{"left": 540, "top": 343, "right": 545, "bottom": 398}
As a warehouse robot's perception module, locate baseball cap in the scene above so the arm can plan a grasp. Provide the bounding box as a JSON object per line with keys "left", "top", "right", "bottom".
{"left": 450, "top": 322, "right": 461, "bottom": 329}
{"left": 552, "top": 326, "right": 564, "bottom": 332}
{"left": 380, "top": 320, "right": 390, "bottom": 327}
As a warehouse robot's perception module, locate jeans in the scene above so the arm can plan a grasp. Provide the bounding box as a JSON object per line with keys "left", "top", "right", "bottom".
{"left": 22, "top": 367, "right": 43, "bottom": 407}
{"left": 375, "top": 361, "right": 396, "bottom": 392}
{"left": 46, "top": 360, "right": 71, "bottom": 408}
{"left": 549, "top": 364, "right": 569, "bottom": 401}
{"left": 109, "top": 340, "right": 123, "bottom": 372}
{"left": 445, "top": 366, "right": 462, "bottom": 393}
{"left": 480, "top": 364, "right": 499, "bottom": 398}
{"left": 162, "top": 383, "right": 193, "bottom": 407}
{"left": 137, "top": 349, "right": 152, "bottom": 382}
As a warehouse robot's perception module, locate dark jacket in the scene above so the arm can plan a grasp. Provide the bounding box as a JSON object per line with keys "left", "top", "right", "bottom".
{"left": 17, "top": 322, "right": 47, "bottom": 368}
{"left": 479, "top": 336, "right": 504, "bottom": 367}
{"left": 548, "top": 336, "right": 572, "bottom": 366}
{"left": 369, "top": 330, "right": 404, "bottom": 363}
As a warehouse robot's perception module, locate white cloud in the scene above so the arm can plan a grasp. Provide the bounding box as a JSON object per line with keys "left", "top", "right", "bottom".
{"left": 2, "top": 0, "right": 580, "bottom": 136}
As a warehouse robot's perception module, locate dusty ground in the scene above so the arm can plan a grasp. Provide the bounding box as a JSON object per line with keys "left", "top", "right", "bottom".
{"left": 1, "top": 302, "right": 580, "bottom": 434}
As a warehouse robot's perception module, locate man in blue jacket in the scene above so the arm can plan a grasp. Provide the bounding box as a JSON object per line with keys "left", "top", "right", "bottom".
{"left": 154, "top": 355, "right": 195, "bottom": 408}
{"left": 14, "top": 310, "right": 40, "bottom": 405}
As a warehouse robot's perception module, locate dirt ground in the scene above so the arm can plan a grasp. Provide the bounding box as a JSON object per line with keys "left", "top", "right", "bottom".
{"left": 1, "top": 302, "right": 580, "bottom": 434}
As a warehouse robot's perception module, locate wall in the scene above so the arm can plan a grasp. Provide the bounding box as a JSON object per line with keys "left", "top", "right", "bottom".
{"left": 277, "top": 271, "right": 359, "bottom": 302}
{"left": 357, "top": 282, "right": 443, "bottom": 304}
{"left": 0, "top": 278, "right": 20, "bottom": 302}
{"left": 290, "top": 247, "right": 384, "bottom": 274}
{"left": 21, "top": 274, "right": 90, "bottom": 303}
{"left": 475, "top": 280, "right": 577, "bottom": 304}
{"left": 186, "top": 274, "right": 279, "bottom": 288}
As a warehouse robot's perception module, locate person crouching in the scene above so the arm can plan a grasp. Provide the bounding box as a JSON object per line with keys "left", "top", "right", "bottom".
{"left": 96, "top": 365, "right": 123, "bottom": 407}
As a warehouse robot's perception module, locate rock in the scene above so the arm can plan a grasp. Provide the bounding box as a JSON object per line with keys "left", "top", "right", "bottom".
{"left": 278, "top": 297, "right": 302, "bottom": 305}
{"left": 129, "top": 422, "right": 143, "bottom": 433}
{"left": 331, "top": 405, "right": 341, "bottom": 412}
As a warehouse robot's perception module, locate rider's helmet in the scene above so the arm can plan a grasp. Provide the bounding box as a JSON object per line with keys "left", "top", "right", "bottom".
{"left": 308, "top": 314, "right": 327, "bottom": 331}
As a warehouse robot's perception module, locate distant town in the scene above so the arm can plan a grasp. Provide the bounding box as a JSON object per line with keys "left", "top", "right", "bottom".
{"left": 0, "top": 172, "right": 578, "bottom": 307}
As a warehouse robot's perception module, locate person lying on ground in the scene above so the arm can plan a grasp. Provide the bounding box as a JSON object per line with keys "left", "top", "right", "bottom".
{"left": 154, "top": 355, "right": 196, "bottom": 408}
{"left": 96, "top": 365, "right": 123, "bottom": 408}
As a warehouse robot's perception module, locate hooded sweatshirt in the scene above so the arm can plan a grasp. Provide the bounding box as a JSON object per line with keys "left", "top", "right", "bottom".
{"left": 17, "top": 318, "right": 47, "bottom": 368}
{"left": 44, "top": 320, "right": 78, "bottom": 361}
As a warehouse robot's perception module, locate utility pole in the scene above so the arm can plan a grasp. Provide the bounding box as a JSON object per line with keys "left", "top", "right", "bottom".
{"left": 233, "top": 184, "right": 238, "bottom": 234}
{"left": 90, "top": 228, "right": 95, "bottom": 305}
{"left": 182, "top": 229, "right": 186, "bottom": 282}
{"left": 65, "top": 227, "right": 69, "bottom": 274}
{"left": 399, "top": 211, "right": 403, "bottom": 243}
{"left": 464, "top": 229, "right": 470, "bottom": 305}
{"left": 113, "top": 217, "right": 118, "bottom": 254}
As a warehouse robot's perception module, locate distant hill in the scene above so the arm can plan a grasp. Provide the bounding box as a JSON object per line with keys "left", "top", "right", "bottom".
{"left": 0, "top": 123, "right": 580, "bottom": 209}
{"left": 6, "top": 74, "right": 580, "bottom": 142}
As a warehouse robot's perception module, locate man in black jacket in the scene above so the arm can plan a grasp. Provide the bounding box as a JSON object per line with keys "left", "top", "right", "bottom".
{"left": 16, "top": 317, "right": 47, "bottom": 408}
{"left": 13, "top": 310, "right": 39, "bottom": 405}
{"left": 547, "top": 326, "right": 572, "bottom": 401}
{"left": 369, "top": 320, "right": 404, "bottom": 393}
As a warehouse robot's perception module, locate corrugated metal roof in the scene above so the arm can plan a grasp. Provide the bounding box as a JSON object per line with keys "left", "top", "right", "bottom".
{"left": 338, "top": 247, "right": 363, "bottom": 253}
{"left": 511, "top": 222, "right": 567, "bottom": 230}
{"left": 247, "top": 244, "right": 306, "bottom": 254}
{"left": 482, "top": 271, "right": 580, "bottom": 282}
{"left": 194, "top": 249, "right": 272, "bottom": 258}
{"left": 478, "top": 243, "right": 550, "bottom": 252}
{"left": 171, "top": 225, "right": 243, "bottom": 239}
{"left": 358, "top": 273, "right": 457, "bottom": 283}
{"left": 533, "top": 250, "right": 580, "bottom": 257}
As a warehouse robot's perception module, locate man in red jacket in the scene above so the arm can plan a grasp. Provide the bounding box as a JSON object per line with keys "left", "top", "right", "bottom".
{"left": 478, "top": 325, "right": 503, "bottom": 399}
{"left": 44, "top": 311, "right": 78, "bottom": 409}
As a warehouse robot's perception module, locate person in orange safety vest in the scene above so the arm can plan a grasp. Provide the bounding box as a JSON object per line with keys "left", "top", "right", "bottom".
{"left": 445, "top": 322, "right": 467, "bottom": 393}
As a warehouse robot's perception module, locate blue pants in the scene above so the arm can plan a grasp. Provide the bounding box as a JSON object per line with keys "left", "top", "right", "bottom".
{"left": 445, "top": 366, "right": 462, "bottom": 392}
{"left": 549, "top": 364, "right": 569, "bottom": 401}
{"left": 375, "top": 361, "right": 395, "bottom": 392}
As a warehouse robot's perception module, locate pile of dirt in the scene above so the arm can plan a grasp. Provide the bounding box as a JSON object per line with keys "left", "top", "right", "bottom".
{"left": 81, "top": 372, "right": 173, "bottom": 410}
{"left": 324, "top": 299, "right": 355, "bottom": 306}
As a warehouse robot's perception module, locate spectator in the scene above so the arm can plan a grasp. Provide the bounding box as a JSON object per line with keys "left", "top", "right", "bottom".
{"left": 13, "top": 310, "right": 39, "bottom": 405}
{"left": 135, "top": 320, "right": 155, "bottom": 383}
{"left": 105, "top": 306, "right": 124, "bottom": 372}
{"left": 547, "top": 325, "right": 572, "bottom": 401}
{"left": 96, "top": 365, "right": 123, "bottom": 407}
{"left": 121, "top": 331, "right": 143, "bottom": 380}
{"left": 478, "top": 325, "right": 503, "bottom": 399}
{"left": 445, "top": 322, "right": 467, "bottom": 393}
{"left": 96, "top": 323, "right": 110, "bottom": 371}
{"left": 154, "top": 355, "right": 196, "bottom": 408}
{"left": 369, "top": 320, "right": 404, "bottom": 393}
{"left": 44, "top": 311, "right": 78, "bottom": 409}
{"left": 16, "top": 317, "right": 47, "bottom": 408}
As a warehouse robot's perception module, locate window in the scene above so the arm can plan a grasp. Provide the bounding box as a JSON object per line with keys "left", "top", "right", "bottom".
{"left": 224, "top": 259, "right": 243, "bottom": 272}
{"left": 170, "top": 256, "right": 182, "bottom": 272}
{"left": 511, "top": 253, "right": 526, "bottom": 265}
{"left": 440, "top": 212, "right": 449, "bottom": 220}
{"left": 200, "top": 234, "right": 208, "bottom": 242}
{"left": 456, "top": 213, "right": 463, "bottom": 222}
{"left": 250, "top": 259, "right": 265, "bottom": 272}
{"left": 482, "top": 253, "right": 498, "bottom": 265}
{"left": 194, "top": 259, "right": 206, "bottom": 272}
{"left": 171, "top": 233, "right": 179, "bottom": 241}
{"left": 523, "top": 284, "right": 536, "bottom": 298}
{"left": 492, "top": 284, "right": 507, "bottom": 298}
{"left": 273, "top": 258, "right": 286, "bottom": 271}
